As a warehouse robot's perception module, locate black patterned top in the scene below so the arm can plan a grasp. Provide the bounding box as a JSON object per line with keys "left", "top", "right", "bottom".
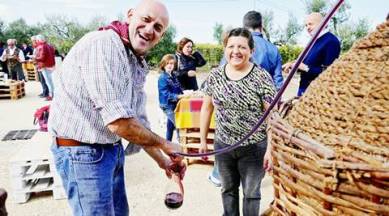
{"left": 202, "top": 64, "right": 276, "bottom": 146}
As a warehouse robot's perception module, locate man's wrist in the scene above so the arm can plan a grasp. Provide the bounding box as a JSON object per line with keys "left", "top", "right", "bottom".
{"left": 160, "top": 139, "right": 172, "bottom": 154}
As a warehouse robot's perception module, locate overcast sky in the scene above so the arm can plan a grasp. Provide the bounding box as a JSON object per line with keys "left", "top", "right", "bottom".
{"left": 0, "top": 0, "right": 387, "bottom": 44}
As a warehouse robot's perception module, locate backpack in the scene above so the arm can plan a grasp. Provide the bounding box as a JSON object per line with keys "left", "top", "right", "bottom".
{"left": 33, "top": 105, "right": 50, "bottom": 132}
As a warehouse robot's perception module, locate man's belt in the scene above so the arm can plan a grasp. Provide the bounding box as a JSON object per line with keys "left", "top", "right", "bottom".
{"left": 56, "top": 137, "right": 83, "bottom": 147}
{"left": 56, "top": 137, "right": 121, "bottom": 147}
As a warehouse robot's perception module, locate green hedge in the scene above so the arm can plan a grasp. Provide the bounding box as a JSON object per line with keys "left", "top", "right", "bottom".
{"left": 278, "top": 44, "right": 303, "bottom": 63}
{"left": 195, "top": 43, "right": 303, "bottom": 68}
{"left": 148, "top": 43, "right": 303, "bottom": 71}
{"left": 196, "top": 43, "right": 223, "bottom": 68}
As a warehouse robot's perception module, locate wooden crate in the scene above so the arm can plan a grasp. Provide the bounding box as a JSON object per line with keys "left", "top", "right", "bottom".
{"left": 23, "top": 62, "right": 38, "bottom": 81}
{"left": 179, "top": 128, "right": 215, "bottom": 165}
{"left": 0, "top": 81, "right": 25, "bottom": 100}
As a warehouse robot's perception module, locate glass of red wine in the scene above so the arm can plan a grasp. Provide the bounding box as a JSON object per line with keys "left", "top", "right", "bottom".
{"left": 165, "top": 192, "right": 183, "bottom": 209}
{"left": 164, "top": 160, "right": 185, "bottom": 209}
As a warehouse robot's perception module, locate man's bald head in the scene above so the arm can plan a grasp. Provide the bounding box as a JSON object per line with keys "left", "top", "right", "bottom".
{"left": 305, "top": 12, "right": 323, "bottom": 37}
{"left": 127, "top": 0, "right": 169, "bottom": 56}
{"left": 134, "top": 0, "right": 169, "bottom": 24}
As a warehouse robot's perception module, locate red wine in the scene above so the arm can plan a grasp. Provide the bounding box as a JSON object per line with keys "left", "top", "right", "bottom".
{"left": 164, "top": 192, "right": 183, "bottom": 209}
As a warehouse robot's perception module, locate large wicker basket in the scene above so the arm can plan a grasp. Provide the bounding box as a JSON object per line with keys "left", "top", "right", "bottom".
{"left": 268, "top": 21, "right": 389, "bottom": 215}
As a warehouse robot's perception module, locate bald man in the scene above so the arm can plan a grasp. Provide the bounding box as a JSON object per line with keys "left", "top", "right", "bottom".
{"left": 283, "top": 12, "right": 341, "bottom": 96}
{"left": 49, "top": 1, "right": 185, "bottom": 215}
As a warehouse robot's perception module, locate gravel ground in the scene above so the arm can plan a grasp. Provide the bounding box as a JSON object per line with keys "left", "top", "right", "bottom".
{"left": 0, "top": 71, "right": 299, "bottom": 216}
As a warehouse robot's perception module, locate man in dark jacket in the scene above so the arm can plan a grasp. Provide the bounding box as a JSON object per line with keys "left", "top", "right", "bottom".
{"left": 283, "top": 12, "right": 341, "bottom": 96}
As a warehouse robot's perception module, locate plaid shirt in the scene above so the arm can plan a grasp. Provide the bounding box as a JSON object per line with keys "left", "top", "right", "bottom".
{"left": 48, "top": 30, "right": 150, "bottom": 144}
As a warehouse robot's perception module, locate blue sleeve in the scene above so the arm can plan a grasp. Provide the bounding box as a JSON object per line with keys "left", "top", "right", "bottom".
{"left": 273, "top": 52, "right": 283, "bottom": 90}
{"left": 308, "top": 40, "right": 340, "bottom": 75}
{"left": 158, "top": 76, "right": 179, "bottom": 105}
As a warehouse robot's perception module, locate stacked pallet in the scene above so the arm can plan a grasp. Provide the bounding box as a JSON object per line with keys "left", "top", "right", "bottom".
{"left": 175, "top": 97, "right": 216, "bottom": 165}
{"left": 8, "top": 132, "right": 66, "bottom": 203}
{"left": 24, "top": 62, "right": 38, "bottom": 81}
{"left": 179, "top": 128, "right": 215, "bottom": 164}
{"left": 0, "top": 81, "right": 25, "bottom": 100}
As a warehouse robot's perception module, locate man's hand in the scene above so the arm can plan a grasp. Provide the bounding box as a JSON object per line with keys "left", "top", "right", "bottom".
{"left": 282, "top": 61, "right": 309, "bottom": 73}
{"left": 187, "top": 70, "right": 196, "bottom": 77}
{"left": 164, "top": 154, "right": 186, "bottom": 180}
{"left": 282, "top": 61, "right": 294, "bottom": 73}
{"left": 161, "top": 141, "right": 183, "bottom": 160}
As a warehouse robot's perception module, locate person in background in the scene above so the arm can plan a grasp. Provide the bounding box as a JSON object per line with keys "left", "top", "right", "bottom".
{"left": 283, "top": 12, "right": 341, "bottom": 96}
{"left": 158, "top": 54, "right": 184, "bottom": 141}
{"left": 200, "top": 28, "right": 275, "bottom": 216}
{"left": 21, "top": 43, "right": 33, "bottom": 61}
{"left": 243, "top": 11, "right": 283, "bottom": 90}
{"left": 29, "top": 36, "right": 49, "bottom": 98}
{"left": 175, "top": 37, "right": 206, "bottom": 90}
{"left": 0, "top": 41, "right": 9, "bottom": 78}
{"left": 0, "top": 39, "right": 26, "bottom": 81}
{"left": 21, "top": 42, "right": 34, "bottom": 79}
{"left": 35, "top": 35, "right": 56, "bottom": 101}
{"left": 48, "top": 1, "right": 185, "bottom": 215}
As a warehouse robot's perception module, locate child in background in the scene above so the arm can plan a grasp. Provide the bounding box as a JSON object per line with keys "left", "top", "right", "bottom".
{"left": 158, "top": 54, "right": 184, "bottom": 141}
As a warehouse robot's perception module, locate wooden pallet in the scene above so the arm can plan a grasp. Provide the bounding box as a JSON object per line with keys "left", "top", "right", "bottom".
{"left": 9, "top": 131, "right": 66, "bottom": 203}
{"left": 179, "top": 128, "right": 215, "bottom": 165}
{"left": 23, "top": 63, "right": 38, "bottom": 81}
{"left": 0, "top": 81, "right": 25, "bottom": 100}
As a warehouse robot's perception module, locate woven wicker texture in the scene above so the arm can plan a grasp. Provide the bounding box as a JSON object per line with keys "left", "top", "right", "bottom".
{"left": 270, "top": 21, "right": 389, "bottom": 215}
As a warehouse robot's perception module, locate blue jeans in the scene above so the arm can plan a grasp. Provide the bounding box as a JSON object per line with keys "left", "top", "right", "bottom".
{"left": 38, "top": 70, "right": 49, "bottom": 96}
{"left": 163, "top": 109, "right": 178, "bottom": 141}
{"left": 51, "top": 142, "right": 129, "bottom": 216}
{"left": 215, "top": 139, "right": 267, "bottom": 216}
{"left": 42, "top": 68, "right": 54, "bottom": 97}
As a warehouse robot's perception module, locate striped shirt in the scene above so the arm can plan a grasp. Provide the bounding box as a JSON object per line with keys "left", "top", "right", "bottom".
{"left": 48, "top": 30, "right": 150, "bottom": 144}
{"left": 202, "top": 64, "right": 276, "bottom": 146}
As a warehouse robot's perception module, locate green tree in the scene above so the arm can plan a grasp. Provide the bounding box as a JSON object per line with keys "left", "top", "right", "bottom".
{"left": 337, "top": 18, "right": 369, "bottom": 52}
{"left": 2, "top": 19, "right": 42, "bottom": 45}
{"left": 261, "top": 10, "right": 276, "bottom": 41}
{"left": 213, "top": 22, "right": 224, "bottom": 45}
{"left": 304, "top": 0, "right": 326, "bottom": 14}
{"left": 277, "top": 14, "right": 303, "bottom": 45}
{"left": 146, "top": 25, "right": 177, "bottom": 66}
{"left": 86, "top": 15, "right": 108, "bottom": 30}
{"left": 0, "top": 19, "right": 5, "bottom": 42}
{"left": 41, "top": 15, "right": 90, "bottom": 53}
{"left": 303, "top": 0, "right": 351, "bottom": 34}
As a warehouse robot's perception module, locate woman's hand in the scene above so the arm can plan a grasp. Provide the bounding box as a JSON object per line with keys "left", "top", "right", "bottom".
{"left": 199, "top": 143, "right": 208, "bottom": 161}
{"left": 263, "top": 149, "right": 272, "bottom": 172}
{"left": 187, "top": 70, "right": 196, "bottom": 77}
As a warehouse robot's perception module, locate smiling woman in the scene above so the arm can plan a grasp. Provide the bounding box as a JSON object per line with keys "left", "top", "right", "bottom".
{"left": 199, "top": 27, "right": 276, "bottom": 215}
